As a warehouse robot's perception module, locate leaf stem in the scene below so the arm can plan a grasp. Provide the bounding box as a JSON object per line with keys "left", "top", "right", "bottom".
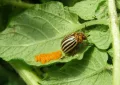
{"left": 81, "top": 19, "right": 108, "bottom": 28}
{"left": 10, "top": 61, "right": 41, "bottom": 85}
{"left": 76, "top": 19, "right": 108, "bottom": 31}
{"left": 108, "top": 0, "right": 120, "bottom": 85}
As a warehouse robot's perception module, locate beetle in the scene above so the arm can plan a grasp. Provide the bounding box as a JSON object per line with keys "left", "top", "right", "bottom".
{"left": 61, "top": 32, "right": 86, "bottom": 53}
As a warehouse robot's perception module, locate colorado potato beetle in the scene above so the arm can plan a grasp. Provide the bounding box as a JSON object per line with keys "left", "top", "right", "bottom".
{"left": 61, "top": 32, "right": 86, "bottom": 53}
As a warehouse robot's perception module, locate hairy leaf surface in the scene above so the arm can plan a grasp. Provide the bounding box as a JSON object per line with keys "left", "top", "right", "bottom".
{"left": 69, "top": 0, "right": 107, "bottom": 20}
{"left": 87, "top": 25, "right": 111, "bottom": 50}
{"left": 40, "top": 47, "right": 112, "bottom": 85}
{"left": 0, "top": 2, "right": 89, "bottom": 66}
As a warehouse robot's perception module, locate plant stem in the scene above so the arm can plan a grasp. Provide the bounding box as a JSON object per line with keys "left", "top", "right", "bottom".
{"left": 0, "top": 0, "right": 34, "bottom": 8}
{"left": 108, "top": 0, "right": 120, "bottom": 85}
{"left": 10, "top": 61, "right": 41, "bottom": 85}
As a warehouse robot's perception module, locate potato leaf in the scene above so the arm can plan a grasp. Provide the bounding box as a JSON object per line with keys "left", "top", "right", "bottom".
{"left": 69, "top": 0, "right": 107, "bottom": 20}
{"left": 0, "top": 2, "right": 88, "bottom": 66}
{"left": 108, "top": 48, "right": 113, "bottom": 58}
{"left": 116, "top": 0, "right": 120, "bottom": 10}
{"left": 40, "top": 47, "right": 112, "bottom": 85}
{"left": 87, "top": 25, "right": 111, "bottom": 50}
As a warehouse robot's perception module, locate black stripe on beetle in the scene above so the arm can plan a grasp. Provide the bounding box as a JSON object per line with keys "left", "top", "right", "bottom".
{"left": 62, "top": 36, "right": 77, "bottom": 53}
{"left": 61, "top": 33, "right": 86, "bottom": 53}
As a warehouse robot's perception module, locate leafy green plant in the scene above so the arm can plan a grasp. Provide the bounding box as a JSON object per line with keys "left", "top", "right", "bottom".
{"left": 0, "top": 0, "right": 120, "bottom": 85}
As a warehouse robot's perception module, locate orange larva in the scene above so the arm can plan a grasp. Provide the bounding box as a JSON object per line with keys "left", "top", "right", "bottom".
{"left": 35, "top": 50, "right": 62, "bottom": 64}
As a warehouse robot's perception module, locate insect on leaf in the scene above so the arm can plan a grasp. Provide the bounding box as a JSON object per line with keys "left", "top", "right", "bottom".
{"left": 40, "top": 47, "right": 112, "bottom": 85}
{"left": 0, "top": 2, "right": 88, "bottom": 66}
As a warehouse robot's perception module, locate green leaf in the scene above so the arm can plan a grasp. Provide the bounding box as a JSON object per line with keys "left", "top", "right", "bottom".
{"left": 59, "top": 0, "right": 82, "bottom": 6}
{"left": 116, "top": 0, "right": 120, "bottom": 10}
{"left": 0, "top": 1, "right": 29, "bottom": 32}
{"left": 0, "top": 2, "right": 88, "bottom": 66}
{"left": 87, "top": 25, "right": 111, "bottom": 50}
{"left": 108, "top": 48, "right": 113, "bottom": 58}
{"left": 40, "top": 47, "right": 112, "bottom": 85}
{"left": 69, "top": 0, "right": 107, "bottom": 20}
{"left": 95, "top": 1, "right": 108, "bottom": 19}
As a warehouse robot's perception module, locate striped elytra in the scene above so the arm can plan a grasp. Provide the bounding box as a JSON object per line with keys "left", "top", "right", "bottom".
{"left": 61, "top": 33, "right": 86, "bottom": 53}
